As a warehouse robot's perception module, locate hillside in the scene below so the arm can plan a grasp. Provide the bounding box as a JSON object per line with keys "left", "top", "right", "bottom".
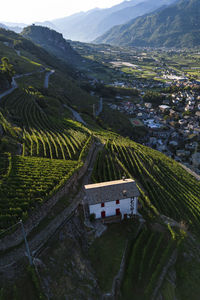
{"left": 0, "top": 27, "right": 75, "bottom": 75}
{"left": 50, "top": 0, "right": 176, "bottom": 42}
{"left": 21, "top": 25, "right": 83, "bottom": 67}
{"left": 0, "top": 27, "right": 200, "bottom": 300}
{"left": 0, "top": 28, "right": 97, "bottom": 233}
{"left": 95, "top": 0, "right": 200, "bottom": 48}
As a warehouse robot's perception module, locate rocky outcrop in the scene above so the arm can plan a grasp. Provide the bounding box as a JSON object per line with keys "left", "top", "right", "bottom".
{"left": 21, "top": 25, "right": 82, "bottom": 66}
{"left": 37, "top": 214, "right": 101, "bottom": 300}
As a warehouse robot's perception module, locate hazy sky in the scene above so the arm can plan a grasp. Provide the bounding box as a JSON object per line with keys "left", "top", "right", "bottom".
{"left": 0, "top": 0, "right": 123, "bottom": 24}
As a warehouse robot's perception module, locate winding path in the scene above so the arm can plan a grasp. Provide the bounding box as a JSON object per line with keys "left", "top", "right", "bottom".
{"left": 67, "top": 105, "right": 87, "bottom": 125}
{"left": 96, "top": 97, "right": 103, "bottom": 116}
{"left": 44, "top": 70, "right": 55, "bottom": 89}
{"left": 0, "top": 77, "right": 18, "bottom": 99}
{"left": 0, "top": 69, "right": 54, "bottom": 101}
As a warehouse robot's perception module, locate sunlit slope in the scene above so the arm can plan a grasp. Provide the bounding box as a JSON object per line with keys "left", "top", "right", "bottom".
{"left": 92, "top": 138, "right": 200, "bottom": 233}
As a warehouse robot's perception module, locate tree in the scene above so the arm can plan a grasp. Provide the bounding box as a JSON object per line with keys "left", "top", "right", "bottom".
{"left": 0, "top": 57, "right": 15, "bottom": 84}
{"left": 0, "top": 57, "right": 15, "bottom": 88}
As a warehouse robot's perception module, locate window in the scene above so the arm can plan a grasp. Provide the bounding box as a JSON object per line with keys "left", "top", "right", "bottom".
{"left": 101, "top": 202, "right": 105, "bottom": 207}
{"left": 123, "top": 190, "right": 127, "bottom": 196}
{"left": 116, "top": 200, "right": 120, "bottom": 204}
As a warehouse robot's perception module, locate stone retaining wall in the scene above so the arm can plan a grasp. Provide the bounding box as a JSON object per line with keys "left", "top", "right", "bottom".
{"left": 0, "top": 143, "right": 96, "bottom": 252}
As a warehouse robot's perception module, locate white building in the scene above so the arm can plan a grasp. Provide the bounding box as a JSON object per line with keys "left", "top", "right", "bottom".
{"left": 84, "top": 179, "right": 140, "bottom": 221}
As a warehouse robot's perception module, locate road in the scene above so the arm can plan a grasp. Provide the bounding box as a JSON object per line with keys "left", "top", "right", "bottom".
{"left": 44, "top": 70, "right": 55, "bottom": 88}
{"left": 0, "top": 71, "right": 45, "bottom": 100}
{"left": 96, "top": 97, "right": 103, "bottom": 116}
{"left": 0, "top": 77, "right": 18, "bottom": 99}
{"left": 67, "top": 105, "right": 87, "bottom": 125}
{"left": 0, "top": 69, "right": 53, "bottom": 101}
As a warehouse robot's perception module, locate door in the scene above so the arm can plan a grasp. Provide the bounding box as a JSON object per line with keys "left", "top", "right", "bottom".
{"left": 116, "top": 208, "right": 120, "bottom": 216}
{"left": 101, "top": 211, "right": 106, "bottom": 218}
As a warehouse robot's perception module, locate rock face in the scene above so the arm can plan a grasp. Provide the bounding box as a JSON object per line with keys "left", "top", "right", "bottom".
{"left": 21, "top": 25, "right": 82, "bottom": 66}
{"left": 38, "top": 214, "right": 101, "bottom": 300}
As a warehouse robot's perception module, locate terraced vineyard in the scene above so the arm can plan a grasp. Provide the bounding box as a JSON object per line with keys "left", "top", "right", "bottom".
{"left": 0, "top": 153, "right": 11, "bottom": 179}
{"left": 121, "top": 228, "right": 176, "bottom": 300}
{"left": 0, "top": 155, "right": 81, "bottom": 231}
{"left": 91, "top": 139, "right": 200, "bottom": 233}
{"left": 0, "top": 88, "right": 89, "bottom": 160}
{"left": 0, "top": 84, "right": 92, "bottom": 232}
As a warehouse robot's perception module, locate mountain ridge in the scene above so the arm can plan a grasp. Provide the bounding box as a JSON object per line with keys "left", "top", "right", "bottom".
{"left": 95, "top": 0, "right": 200, "bottom": 48}
{"left": 49, "top": 0, "right": 176, "bottom": 42}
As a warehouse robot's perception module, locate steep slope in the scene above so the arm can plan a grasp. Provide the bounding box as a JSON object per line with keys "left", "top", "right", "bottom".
{"left": 0, "top": 28, "right": 97, "bottom": 113}
{"left": 50, "top": 0, "right": 176, "bottom": 42}
{"left": 21, "top": 25, "right": 83, "bottom": 67}
{"left": 96, "top": 0, "right": 176, "bottom": 37}
{"left": 0, "top": 27, "right": 200, "bottom": 300}
{"left": 95, "top": 0, "right": 200, "bottom": 48}
{"left": 0, "top": 27, "right": 75, "bottom": 75}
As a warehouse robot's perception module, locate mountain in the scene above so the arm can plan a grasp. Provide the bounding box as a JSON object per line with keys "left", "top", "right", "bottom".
{"left": 50, "top": 0, "right": 176, "bottom": 42}
{"left": 0, "top": 22, "right": 23, "bottom": 33}
{"left": 0, "top": 23, "right": 7, "bottom": 30}
{"left": 34, "top": 21, "right": 59, "bottom": 31}
{"left": 21, "top": 25, "right": 83, "bottom": 66}
{"left": 95, "top": 0, "right": 200, "bottom": 48}
{"left": 0, "top": 23, "right": 200, "bottom": 300}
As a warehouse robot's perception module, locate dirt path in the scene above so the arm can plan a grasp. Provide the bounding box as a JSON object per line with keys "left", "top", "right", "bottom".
{"left": 179, "top": 163, "right": 200, "bottom": 181}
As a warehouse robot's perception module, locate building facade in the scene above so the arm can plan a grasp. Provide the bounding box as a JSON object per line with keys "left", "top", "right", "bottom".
{"left": 84, "top": 179, "right": 140, "bottom": 220}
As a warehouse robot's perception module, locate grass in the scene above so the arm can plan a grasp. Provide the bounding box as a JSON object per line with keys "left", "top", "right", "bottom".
{"left": 121, "top": 66, "right": 157, "bottom": 79}
{"left": 16, "top": 72, "right": 46, "bottom": 89}
{"left": 161, "top": 275, "right": 177, "bottom": 300}
{"left": 0, "top": 42, "right": 42, "bottom": 74}
{"left": 89, "top": 220, "right": 139, "bottom": 293}
{"left": 0, "top": 264, "right": 43, "bottom": 300}
{"left": 176, "top": 256, "right": 200, "bottom": 300}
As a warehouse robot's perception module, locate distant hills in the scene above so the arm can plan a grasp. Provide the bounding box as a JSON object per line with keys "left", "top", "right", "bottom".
{"left": 21, "top": 25, "right": 83, "bottom": 67}
{"left": 0, "top": 23, "right": 23, "bottom": 33}
{"left": 0, "top": 0, "right": 177, "bottom": 43}
{"left": 49, "top": 0, "right": 177, "bottom": 42}
{"left": 95, "top": 0, "right": 200, "bottom": 48}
